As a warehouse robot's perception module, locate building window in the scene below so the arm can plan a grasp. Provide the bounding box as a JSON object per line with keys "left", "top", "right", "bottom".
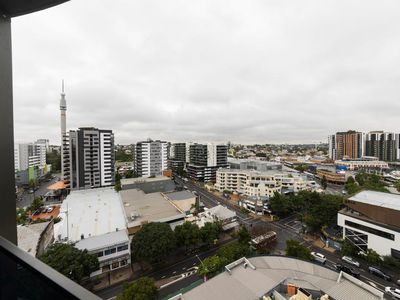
{"left": 117, "top": 245, "right": 129, "bottom": 252}
{"left": 97, "top": 251, "right": 104, "bottom": 257}
{"left": 111, "top": 262, "right": 120, "bottom": 269}
{"left": 104, "top": 248, "right": 117, "bottom": 255}
{"left": 345, "top": 220, "right": 395, "bottom": 241}
{"left": 102, "top": 265, "right": 110, "bottom": 273}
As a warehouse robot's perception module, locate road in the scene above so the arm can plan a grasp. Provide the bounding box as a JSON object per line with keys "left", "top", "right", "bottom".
{"left": 96, "top": 239, "right": 235, "bottom": 300}
{"left": 16, "top": 174, "right": 60, "bottom": 209}
{"left": 97, "top": 176, "right": 398, "bottom": 299}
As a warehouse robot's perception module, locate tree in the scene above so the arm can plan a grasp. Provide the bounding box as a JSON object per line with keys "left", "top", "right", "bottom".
{"left": 115, "top": 181, "right": 122, "bottom": 192}
{"left": 197, "top": 255, "right": 228, "bottom": 278}
{"left": 29, "top": 179, "right": 38, "bottom": 189}
{"left": 174, "top": 222, "right": 201, "bottom": 251}
{"left": 269, "top": 192, "right": 293, "bottom": 217}
{"left": 341, "top": 239, "right": 357, "bottom": 257}
{"left": 285, "top": 239, "right": 312, "bottom": 261}
{"left": 237, "top": 226, "right": 251, "bottom": 246}
{"left": 117, "top": 277, "right": 158, "bottom": 300}
{"left": 16, "top": 207, "right": 28, "bottom": 225}
{"left": 346, "top": 176, "right": 355, "bottom": 184}
{"left": 29, "top": 197, "right": 43, "bottom": 212}
{"left": 39, "top": 243, "right": 99, "bottom": 284}
{"left": 395, "top": 181, "right": 400, "bottom": 192}
{"left": 200, "top": 222, "right": 222, "bottom": 247}
{"left": 321, "top": 175, "right": 328, "bottom": 190}
{"left": 131, "top": 223, "right": 176, "bottom": 263}
{"left": 217, "top": 242, "right": 251, "bottom": 262}
{"left": 366, "top": 249, "right": 382, "bottom": 265}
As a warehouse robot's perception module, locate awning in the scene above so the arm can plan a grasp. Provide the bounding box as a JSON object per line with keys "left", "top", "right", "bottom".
{"left": 47, "top": 181, "right": 67, "bottom": 190}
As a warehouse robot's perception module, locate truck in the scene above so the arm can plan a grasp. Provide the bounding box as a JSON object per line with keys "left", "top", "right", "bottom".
{"left": 249, "top": 231, "right": 277, "bottom": 250}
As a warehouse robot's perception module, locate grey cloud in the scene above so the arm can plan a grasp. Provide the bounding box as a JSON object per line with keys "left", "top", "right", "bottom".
{"left": 11, "top": 0, "right": 400, "bottom": 145}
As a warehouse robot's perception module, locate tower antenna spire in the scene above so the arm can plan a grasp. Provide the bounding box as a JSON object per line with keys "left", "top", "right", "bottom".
{"left": 62, "top": 79, "right": 65, "bottom": 94}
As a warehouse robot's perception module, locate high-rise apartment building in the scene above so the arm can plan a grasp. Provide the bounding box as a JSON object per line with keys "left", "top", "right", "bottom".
{"left": 187, "top": 143, "right": 228, "bottom": 182}
{"left": 14, "top": 139, "right": 50, "bottom": 185}
{"left": 329, "top": 131, "right": 364, "bottom": 160}
{"left": 168, "top": 143, "right": 187, "bottom": 172}
{"left": 365, "top": 131, "right": 398, "bottom": 161}
{"left": 134, "top": 140, "right": 168, "bottom": 177}
{"left": 64, "top": 127, "right": 115, "bottom": 189}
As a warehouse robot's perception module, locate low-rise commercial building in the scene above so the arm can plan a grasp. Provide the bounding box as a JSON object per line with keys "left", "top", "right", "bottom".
{"left": 75, "top": 230, "right": 130, "bottom": 277}
{"left": 120, "top": 189, "right": 186, "bottom": 235}
{"left": 120, "top": 176, "right": 175, "bottom": 193}
{"left": 177, "top": 256, "right": 383, "bottom": 300}
{"left": 335, "top": 159, "right": 389, "bottom": 171}
{"left": 228, "top": 158, "right": 282, "bottom": 172}
{"left": 186, "top": 205, "right": 238, "bottom": 231}
{"left": 316, "top": 169, "right": 346, "bottom": 184}
{"left": 338, "top": 191, "right": 400, "bottom": 258}
{"left": 17, "top": 221, "right": 54, "bottom": 257}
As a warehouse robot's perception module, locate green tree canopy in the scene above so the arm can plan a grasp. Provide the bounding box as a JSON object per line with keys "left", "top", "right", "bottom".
{"left": 200, "top": 222, "right": 222, "bottom": 247}
{"left": 39, "top": 243, "right": 99, "bottom": 284}
{"left": 16, "top": 207, "right": 28, "bottom": 225}
{"left": 197, "top": 255, "right": 228, "bottom": 278}
{"left": 285, "top": 239, "right": 312, "bottom": 261}
{"left": 216, "top": 242, "right": 251, "bottom": 262}
{"left": 131, "top": 223, "right": 176, "bottom": 263}
{"left": 366, "top": 249, "right": 382, "bottom": 266}
{"left": 237, "top": 226, "right": 251, "bottom": 246}
{"left": 29, "top": 197, "right": 43, "bottom": 212}
{"left": 321, "top": 175, "right": 328, "bottom": 190}
{"left": 341, "top": 239, "right": 357, "bottom": 257}
{"left": 174, "top": 222, "right": 201, "bottom": 251}
{"left": 46, "top": 150, "right": 61, "bottom": 172}
{"left": 117, "top": 277, "right": 158, "bottom": 300}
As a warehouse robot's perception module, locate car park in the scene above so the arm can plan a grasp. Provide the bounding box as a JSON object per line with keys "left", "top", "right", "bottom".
{"left": 385, "top": 287, "right": 400, "bottom": 299}
{"left": 333, "top": 263, "right": 360, "bottom": 278}
{"left": 341, "top": 256, "right": 360, "bottom": 267}
{"left": 368, "top": 266, "right": 392, "bottom": 281}
{"left": 311, "top": 252, "right": 326, "bottom": 264}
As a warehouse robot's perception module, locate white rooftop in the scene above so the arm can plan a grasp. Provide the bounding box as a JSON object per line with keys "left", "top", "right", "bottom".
{"left": 17, "top": 222, "right": 51, "bottom": 257}
{"left": 349, "top": 191, "right": 400, "bottom": 211}
{"left": 182, "top": 256, "right": 383, "bottom": 300}
{"left": 121, "top": 176, "right": 171, "bottom": 185}
{"left": 75, "top": 230, "right": 129, "bottom": 252}
{"left": 54, "top": 187, "right": 126, "bottom": 242}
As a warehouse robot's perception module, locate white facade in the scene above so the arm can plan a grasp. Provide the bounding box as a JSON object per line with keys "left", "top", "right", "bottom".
{"left": 100, "top": 131, "right": 113, "bottom": 186}
{"left": 14, "top": 141, "right": 47, "bottom": 171}
{"left": 216, "top": 169, "right": 308, "bottom": 198}
{"left": 335, "top": 159, "right": 389, "bottom": 170}
{"left": 338, "top": 212, "right": 400, "bottom": 257}
{"left": 75, "top": 230, "right": 131, "bottom": 277}
{"left": 134, "top": 140, "right": 168, "bottom": 177}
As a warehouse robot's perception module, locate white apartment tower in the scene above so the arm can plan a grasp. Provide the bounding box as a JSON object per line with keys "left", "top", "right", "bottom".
{"left": 134, "top": 140, "right": 168, "bottom": 177}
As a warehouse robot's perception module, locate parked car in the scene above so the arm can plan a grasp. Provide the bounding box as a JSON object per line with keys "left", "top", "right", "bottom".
{"left": 28, "top": 189, "right": 34, "bottom": 194}
{"left": 368, "top": 266, "right": 392, "bottom": 281}
{"left": 46, "top": 206, "right": 54, "bottom": 213}
{"left": 311, "top": 252, "right": 326, "bottom": 264}
{"left": 341, "top": 256, "right": 360, "bottom": 267}
{"left": 385, "top": 287, "right": 400, "bottom": 299}
{"left": 333, "top": 263, "right": 360, "bottom": 278}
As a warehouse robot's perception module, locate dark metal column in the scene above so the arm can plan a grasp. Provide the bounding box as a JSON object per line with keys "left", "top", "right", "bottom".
{"left": 0, "top": 16, "right": 17, "bottom": 244}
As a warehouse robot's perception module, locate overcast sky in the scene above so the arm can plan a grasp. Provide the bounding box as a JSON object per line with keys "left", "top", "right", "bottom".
{"left": 11, "top": 0, "right": 400, "bottom": 145}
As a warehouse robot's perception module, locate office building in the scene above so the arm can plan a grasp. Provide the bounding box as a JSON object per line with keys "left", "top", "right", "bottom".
{"left": 328, "top": 131, "right": 364, "bottom": 160}
{"left": 334, "top": 158, "right": 389, "bottom": 171}
{"left": 187, "top": 143, "right": 228, "bottom": 182}
{"left": 177, "top": 256, "right": 383, "bottom": 300}
{"left": 134, "top": 140, "right": 168, "bottom": 177}
{"left": 365, "top": 131, "right": 399, "bottom": 161}
{"left": 65, "top": 127, "right": 115, "bottom": 189}
{"left": 338, "top": 191, "right": 400, "bottom": 258}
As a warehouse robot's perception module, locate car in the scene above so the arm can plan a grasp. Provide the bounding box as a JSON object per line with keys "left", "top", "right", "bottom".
{"left": 46, "top": 206, "right": 54, "bottom": 213}
{"left": 333, "top": 263, "right": 360, "bottom": 278}
{"left": 385, "top": 287, "right": 400, "bottom": 299}
{"left": 311, "top": 252, "right": 326, "bottom": 264}
{"left": 341, "top": 256, "right": 360, "bottom": 267}
{"left": 28, "top": 189, "right": 34, "bottom": 194}
{"left": 368, "top": 266, "right": 392, "bottom": 281}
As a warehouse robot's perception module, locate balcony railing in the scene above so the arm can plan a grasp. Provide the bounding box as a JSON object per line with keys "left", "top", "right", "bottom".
{"left": 0, "top": 236, "right": 101, "bottom": 300}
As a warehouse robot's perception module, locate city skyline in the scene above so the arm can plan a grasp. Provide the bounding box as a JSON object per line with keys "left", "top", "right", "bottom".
{"left": 12, "top": 0, "right": 400, "bottom": 145}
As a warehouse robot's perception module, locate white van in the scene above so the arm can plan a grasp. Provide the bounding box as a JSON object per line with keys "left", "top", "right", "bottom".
{"left": 311, "top": 252, "right": 326, "bottom": 264}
